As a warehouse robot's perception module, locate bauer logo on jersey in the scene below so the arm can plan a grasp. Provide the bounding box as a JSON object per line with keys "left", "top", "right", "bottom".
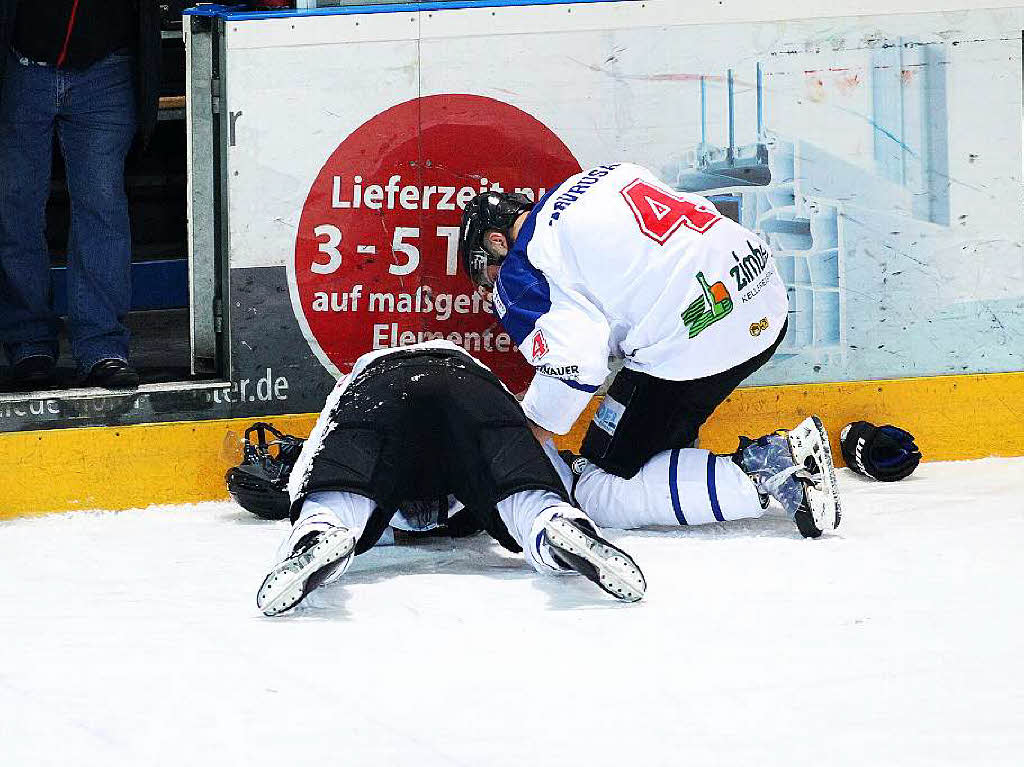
{"left": 537, "top": 363, "right": 580, "bottom": 380}
{"left": 530, "top": 330, "right": 550, "bottom": 362}
{"left": 682, "top": 272, "right": 733, "bottom": 338}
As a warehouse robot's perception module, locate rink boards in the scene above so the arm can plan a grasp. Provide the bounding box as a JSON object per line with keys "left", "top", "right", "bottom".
{"left": 2, "top": 0, "right": 1023, "bottom": 516}
{"left": 3, "top": 370, "right": 1022, "bottom": 519}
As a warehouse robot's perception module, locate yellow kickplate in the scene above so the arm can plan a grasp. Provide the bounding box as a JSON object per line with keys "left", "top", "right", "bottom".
{"left": 566, "top": 371, "right": 1024, "bottom": 458}
{"left": 2, "top": 371, "right": 1021, "bottom": 519}
{"left": 0, "top": 413, "right": 317, "bottom": 520}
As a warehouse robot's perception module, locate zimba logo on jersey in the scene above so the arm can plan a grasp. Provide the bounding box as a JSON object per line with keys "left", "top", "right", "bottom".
{"left": 730, "top": 241, "right": 770, "bottom": 290}
{"left": 730, "top": 240, "right": 775, "bottom": 303}
{"left": 682, "top": 272, "right": 733, "bottom": 338}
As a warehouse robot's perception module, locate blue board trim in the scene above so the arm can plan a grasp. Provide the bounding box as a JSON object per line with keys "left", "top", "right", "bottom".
{"left": 185, "top": 0, "right": 632, "bottom": 21}
{"left": 706, "top": 453, "right": 725, "bottom": 522}
{"left": 668, "top": 449, "right": 687, "bottom": 526}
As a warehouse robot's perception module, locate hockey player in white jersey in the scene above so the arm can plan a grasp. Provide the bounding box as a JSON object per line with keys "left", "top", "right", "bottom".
{"left": 459, "top": 163, "right": 840, "bottom": 538}
{"left": 255, "top": 341, "right": 646, "bottom": 616}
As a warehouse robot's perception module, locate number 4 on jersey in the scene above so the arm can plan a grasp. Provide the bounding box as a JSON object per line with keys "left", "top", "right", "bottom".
{"left": 620, "top": 179, "right": 722, "bottom": 244}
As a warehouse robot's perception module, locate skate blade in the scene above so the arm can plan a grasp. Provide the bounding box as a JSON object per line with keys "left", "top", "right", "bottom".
{"left": 545, "top": 518, "right": 646, "bottom": 602}
{"left": 257, "top": 528, "right": 356, "bottom": 616}
{"left": 787, "top": 416, "right": 842, "bottom": 536}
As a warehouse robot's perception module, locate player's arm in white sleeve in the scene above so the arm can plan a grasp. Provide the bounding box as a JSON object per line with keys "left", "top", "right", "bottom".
{"left": 515, "top": 291, "right": 612, "bottom": 436}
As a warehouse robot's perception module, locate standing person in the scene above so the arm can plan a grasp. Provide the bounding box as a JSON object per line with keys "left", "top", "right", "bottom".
{"left": 256, "top": 341, "right": 646, "bottom": 617}
{"left": 459, "top": 162, "right": 841, "bottom": 538}
{"left": 0, "top": 0, "right": 161, "bottom": 390}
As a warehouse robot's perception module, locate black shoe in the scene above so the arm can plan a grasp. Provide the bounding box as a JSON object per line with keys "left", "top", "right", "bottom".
{"left": 11, "top": 355, "right": 57, "bottom": 390}
{"left": 84, "top": 358, "right": 139, "bottom": 390}
{"left": 543, "top": 515, "right": 646, "bottom": 602}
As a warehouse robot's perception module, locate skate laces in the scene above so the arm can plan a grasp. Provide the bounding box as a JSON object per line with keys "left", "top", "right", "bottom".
{"left": 281, "top": 525, "right": 335, "bottom": 563}
{"left": 291, "top": 531, "right": 323, "bottom": 556}
{"left": 757, "top": 464, "right": 808, "bottom": 496}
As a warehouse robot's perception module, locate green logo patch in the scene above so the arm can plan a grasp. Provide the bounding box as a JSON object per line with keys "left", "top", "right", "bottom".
{"left": 682, "top": 272, "right": 733, "bottom": 338}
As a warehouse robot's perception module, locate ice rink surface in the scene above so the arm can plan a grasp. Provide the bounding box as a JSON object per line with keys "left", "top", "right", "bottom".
{"left": 2, "top": 457, "right": 1022, "bottom": 766}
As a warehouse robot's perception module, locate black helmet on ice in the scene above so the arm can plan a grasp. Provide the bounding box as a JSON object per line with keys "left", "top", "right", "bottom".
{"left": 225, "top": 422, "right": 305, "bottom": 520}
{"left": 458, "top": 191, "right": 534, "bottom": 289}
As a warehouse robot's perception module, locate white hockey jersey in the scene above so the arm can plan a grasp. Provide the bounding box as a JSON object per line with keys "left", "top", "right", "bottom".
{"left": 493, "top": 163, "right": 789, "bottom": 434}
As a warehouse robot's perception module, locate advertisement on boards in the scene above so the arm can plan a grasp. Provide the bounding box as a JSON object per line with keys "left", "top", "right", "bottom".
{"left": 219, "top": 5, "right": 1022, "bottom": 421}
{"left": 15, "top": 3, "right": 1016, "bottom": 432}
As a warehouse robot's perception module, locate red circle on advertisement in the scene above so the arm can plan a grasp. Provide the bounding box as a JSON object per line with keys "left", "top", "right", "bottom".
{"left": 292, "top": 94, "right": 581, "bottom": 391}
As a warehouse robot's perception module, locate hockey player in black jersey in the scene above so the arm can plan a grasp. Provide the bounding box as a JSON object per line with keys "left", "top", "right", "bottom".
{"left": 256, "top": 341, "right": 646, "bottom": 616}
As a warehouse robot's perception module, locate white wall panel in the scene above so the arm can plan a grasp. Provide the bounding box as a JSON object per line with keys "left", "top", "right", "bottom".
{"left": 207, "top": 1, "right": 1024, "bottom": 384}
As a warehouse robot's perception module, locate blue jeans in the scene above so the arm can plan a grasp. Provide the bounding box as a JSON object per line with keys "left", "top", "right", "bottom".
{"left": 0, "top": 48, "right": 136, "bottom": 373}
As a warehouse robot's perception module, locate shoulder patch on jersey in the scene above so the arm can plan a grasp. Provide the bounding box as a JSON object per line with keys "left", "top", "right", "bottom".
{"left": 530, "top": 329, "right": 550, "bottom": 362}
{"left": 682, "top": 271, "right": 734, "bottom": 338}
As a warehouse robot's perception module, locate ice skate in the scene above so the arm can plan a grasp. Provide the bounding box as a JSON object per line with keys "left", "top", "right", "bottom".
{"left": 734, "top": 415, "right": 841, "bottom": 538}
{"left": 543, "top": 515, "right": 646, "bottom": 602}
{"left": 257, "top": 526, "right": 356, "bottom": 616}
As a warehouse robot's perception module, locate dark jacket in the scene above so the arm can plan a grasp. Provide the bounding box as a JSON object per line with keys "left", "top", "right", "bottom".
{"left": 0, "top": 0, "right": 12, "bottom": 93}
{"left": 0, "top": 0, "right": 162, "bottom": 146}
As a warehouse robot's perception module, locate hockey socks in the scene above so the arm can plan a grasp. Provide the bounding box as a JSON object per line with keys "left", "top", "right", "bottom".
{"left": 570, "top": 449, "right": 766, "bottom": 530}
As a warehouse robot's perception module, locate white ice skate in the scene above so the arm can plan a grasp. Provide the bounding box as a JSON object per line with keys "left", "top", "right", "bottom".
{"left": 786, "top": 416, "right": 842, "bottom": 536}
{"left": 257, "top": 526, "right": 356, "bottom": 616}
{"left": 735, "top": 415, "right": 841, "bottom": 538}
{"left": 543, "top": 516, "right": 646, "bottom": 602}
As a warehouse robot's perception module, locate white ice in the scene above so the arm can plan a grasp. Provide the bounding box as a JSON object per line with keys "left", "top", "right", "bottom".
{"left": 2, "top": 458, "right": 1023, "bottom": 767}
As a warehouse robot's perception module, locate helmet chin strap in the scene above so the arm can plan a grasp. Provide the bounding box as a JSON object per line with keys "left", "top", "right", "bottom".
{"left": 466, "top": 248, "right": 490, "bottom": 289}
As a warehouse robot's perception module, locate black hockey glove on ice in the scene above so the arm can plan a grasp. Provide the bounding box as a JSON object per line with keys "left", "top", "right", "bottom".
{"left": 840, "top": 421, "right": 921, "bottom": 482}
